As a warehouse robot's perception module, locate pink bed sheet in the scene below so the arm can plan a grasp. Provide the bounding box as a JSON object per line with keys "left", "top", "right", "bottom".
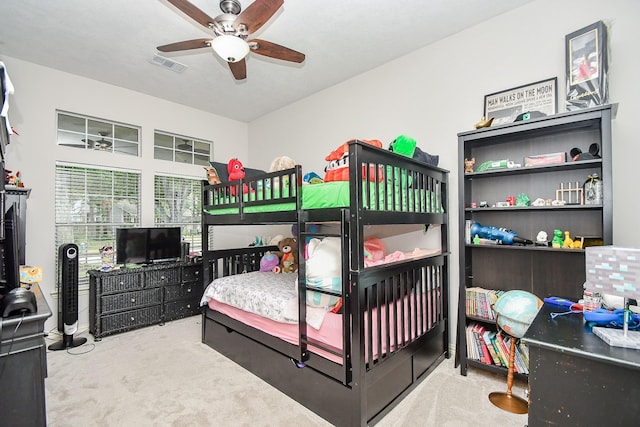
{"left": 208, "top": 288, "right": 439, "bottom": 366}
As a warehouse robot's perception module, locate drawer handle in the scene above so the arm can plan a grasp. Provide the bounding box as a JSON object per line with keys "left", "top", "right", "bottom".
{"left": 131, "top": 298, "right": 136, "bottom": 303}
{"left": 120, "top": 281, "right": 124, "bottom": 285}
{"left": 161, "top": 275, "right": 165, "bottom": 280}
{"left": 195, "top": 271, "right": 199, "bottom": 276}
{"left": 130, "top": 316, "right": 135, "bottom": 321}
{"left": 187, "top": 304, "right": 191, "bottom": 308}
{"left": 187, "top": 288, "right": 192, "bottom": 293}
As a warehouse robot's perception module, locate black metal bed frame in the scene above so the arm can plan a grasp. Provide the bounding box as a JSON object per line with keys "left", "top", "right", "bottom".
{"left": 200, "top": 140, "right": 450, "bottom": 426}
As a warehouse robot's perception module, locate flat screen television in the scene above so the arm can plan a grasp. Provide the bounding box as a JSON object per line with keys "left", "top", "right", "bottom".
{"left": 115, "top": 227, "right": 181, "bottom": 265}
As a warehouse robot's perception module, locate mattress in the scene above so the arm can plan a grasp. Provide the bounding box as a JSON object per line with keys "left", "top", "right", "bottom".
{"left": 203, "top": 272, "right": 439, "bottom": 365}
{"left": 302, "top": 180, "right": 444, "bottom": 212}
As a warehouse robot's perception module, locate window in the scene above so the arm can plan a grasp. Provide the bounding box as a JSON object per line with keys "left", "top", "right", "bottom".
{"left": 154, "top": 131, "right": 212, "bottom": 166}
{"left": 55, "top": 164, "right": 141, "bottom": 285}
{"left": 154, "top": 175, "right": 202, "bottom": 254}
{"left": 57, "top": 111, "right": 140, "bottom": 156}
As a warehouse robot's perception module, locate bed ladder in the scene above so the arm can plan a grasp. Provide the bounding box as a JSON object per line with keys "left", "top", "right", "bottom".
{"left": 297, "top": 208, "right": 352, "bottom": 384}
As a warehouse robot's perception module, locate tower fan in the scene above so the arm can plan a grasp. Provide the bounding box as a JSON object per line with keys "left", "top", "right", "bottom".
{"left": 48, "top": 243, "right": 87, "bottom": 350}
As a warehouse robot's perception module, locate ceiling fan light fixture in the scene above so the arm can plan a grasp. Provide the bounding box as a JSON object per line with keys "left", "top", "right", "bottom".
{"left": 211, "top": 35, "right": 249, "bottom": 63}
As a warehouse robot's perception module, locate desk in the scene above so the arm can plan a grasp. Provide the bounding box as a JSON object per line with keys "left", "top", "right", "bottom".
{"left": 0, "top": 284, "right": 52, "bottom": 426}
{"left": 523, "top": 304, "right": 640, "bottom": 426}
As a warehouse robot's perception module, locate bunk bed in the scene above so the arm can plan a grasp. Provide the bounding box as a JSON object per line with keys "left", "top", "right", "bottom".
{"left": 200, "top": 140, "right": 450, "bottom": 426}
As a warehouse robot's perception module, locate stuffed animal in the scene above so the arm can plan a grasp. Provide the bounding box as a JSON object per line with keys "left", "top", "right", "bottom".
{"left": 227, "top": 158, "right": 247, "bottom": 195}
{"left": 259, "top": 252, "right": 280, "bottom": 272}
{"left": 269, "top": 156, "right": 296, "bottom": 172}
{"left": 273, "top": 237, "right": 298, "bottom": 273}
{"left": 204, "top": 166, "right": 221, "bottom": 185}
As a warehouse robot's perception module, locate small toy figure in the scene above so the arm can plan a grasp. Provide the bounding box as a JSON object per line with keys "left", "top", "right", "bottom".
{"left": 552, "top": 229, "right": 564, "bottom": 248}
{"left": 536, "top": 231, "right": 548, "bottom": 246}
{"left": 515, "top": 193, "right": 530, "bottom": 207}
{"left": 562, "top": 231, "right": 574, "bottom": 248}
{"left": 464, "top": 158, "right": 475, "bottom": 173}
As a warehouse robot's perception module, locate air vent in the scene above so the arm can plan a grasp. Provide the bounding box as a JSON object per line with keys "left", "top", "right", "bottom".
{"left": 150, "top": 54, "right": 188, "bottom": 73}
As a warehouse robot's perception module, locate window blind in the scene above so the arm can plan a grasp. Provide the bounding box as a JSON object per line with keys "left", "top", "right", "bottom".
{"left": 55, "top": 163, "right": 141, "bottom": 285}
{"left": 154, "top": 174, "right": 202, "bottom": 254}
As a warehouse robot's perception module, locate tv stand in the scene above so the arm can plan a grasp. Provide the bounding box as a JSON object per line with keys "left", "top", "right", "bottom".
{"left": 88, "top": 261, "right": 202, "bottom": 339}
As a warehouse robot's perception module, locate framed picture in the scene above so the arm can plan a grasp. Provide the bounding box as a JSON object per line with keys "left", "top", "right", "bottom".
{"left": 483, "top": 78, "right": 558, "bottom": 126}
{"left": 565, "top": 21, "right": 608, "bottom": 111}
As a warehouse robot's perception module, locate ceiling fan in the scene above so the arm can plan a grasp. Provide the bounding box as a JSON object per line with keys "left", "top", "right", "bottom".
{"left": 158, "top": 0, "right": 305, "bottom": 80}
{"left": 83, "top": 132, "right": 112, "bottom": 151}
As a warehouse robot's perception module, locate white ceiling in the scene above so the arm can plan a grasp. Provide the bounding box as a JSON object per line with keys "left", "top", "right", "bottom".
{"left": 0, "top": 0, "right": 532, "bottom": 122}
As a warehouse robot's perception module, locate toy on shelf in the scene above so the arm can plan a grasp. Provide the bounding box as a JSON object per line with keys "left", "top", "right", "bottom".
{"left": 556, "top": 181, "right": 583, "bottom": 205}
{"left": 551, "top": 229, "right": 564, "bottom": 248}
{"left": 469, "top": 222, "right": 532, "bottom": 245}
{"left": 474, "top": 116, "right": 494, "bottom": 129}
{"left": 5, "top": 169, "right": 24, "bottom": 187}
{"left": 536, "top": 231, "right": 549, "bottom": 246}
{"left": 562, "top": 231, "right": 574, "bottom": 248}
{"left": 515, "top": 193, "right": 530, "bottom": 207}
{"left": 464, "top": 158, "right": 475, "bottom": 173}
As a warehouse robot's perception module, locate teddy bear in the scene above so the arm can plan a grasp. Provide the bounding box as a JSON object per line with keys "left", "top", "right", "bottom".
{"left": 269, "top": 156, "right": 296, "bottom": 172}
{"left": 273, "top": 237, "right": 298, "bottom": 273}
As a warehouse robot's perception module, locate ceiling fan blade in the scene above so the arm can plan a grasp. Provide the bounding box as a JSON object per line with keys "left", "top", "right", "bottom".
{"left": 157, "top": 38, "right": 212, "bottom": 52}
{"left": 248, "top": 39, "right": 305, "bottom": 63}
{"left": 228, "top": 59, "right": 247, "bottom": 80}
{"left": 234, "top": 0, "right": 284, "bottom": 34}
{"left": 166, "top": 0, "right": 216, "bottom": 29}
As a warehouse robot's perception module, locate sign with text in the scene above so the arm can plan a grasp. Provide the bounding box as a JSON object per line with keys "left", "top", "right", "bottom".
{"left": 484, "top": 78, "right": 557, "bottom": 125}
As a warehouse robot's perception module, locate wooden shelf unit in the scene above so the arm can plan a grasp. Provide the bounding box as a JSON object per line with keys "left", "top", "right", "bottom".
{"left": 456, "top": 104, "right": 614, "bottom": 377}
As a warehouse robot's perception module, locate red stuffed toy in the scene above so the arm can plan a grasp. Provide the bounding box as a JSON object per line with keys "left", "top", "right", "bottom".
{"left": 227, "top": 158, "right": 247, "bottom": 195}
{"left": 324, "top": 139, "right": 384, "bottom": 182}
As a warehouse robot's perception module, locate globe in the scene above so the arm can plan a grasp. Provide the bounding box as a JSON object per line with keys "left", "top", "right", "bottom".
{"left": 493, "top": 290, "right": 543, "bottom": 338}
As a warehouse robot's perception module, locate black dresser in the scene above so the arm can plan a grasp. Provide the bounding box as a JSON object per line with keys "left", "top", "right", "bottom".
{"left": 523, "top": 303, "right": 640, "bottom": 426}
{"left": 88, "top": 261, "right": 203, "bottom": 339}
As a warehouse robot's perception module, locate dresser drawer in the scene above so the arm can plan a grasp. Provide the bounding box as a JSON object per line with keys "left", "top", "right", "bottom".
{"left": 164, "top": 298, "right": 200, "bottom": 321}
{"left": 182, "top": 265, "right": 202, "bottom": 282}
{"left": 100, "top": 288, "right": 162, "bottom": 314}
{"left": 164, "top": 282, "right": 203, "bottom": 303}
{"left": 145, "top": 267, "right": 180, "bottom": 286}
{"left": 100, "top": 305, "right": 162, "bottom": 335}
{"left": 99, "top": 272, "right": 143, "bottom": 294}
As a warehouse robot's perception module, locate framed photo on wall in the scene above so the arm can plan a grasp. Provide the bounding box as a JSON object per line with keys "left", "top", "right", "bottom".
{"left": 483, "top": 78, "right": 558, "bottom": 126}
{"left": 565, "top": 21, "right": 608, "bottom": 111}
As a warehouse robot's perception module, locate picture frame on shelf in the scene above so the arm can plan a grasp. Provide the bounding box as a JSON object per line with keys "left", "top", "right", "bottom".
{"left": 483, "top": 78, "right": 558, "bottom": 126}
{"left": 565, "top": 21, "right": 608, "bottom": 111}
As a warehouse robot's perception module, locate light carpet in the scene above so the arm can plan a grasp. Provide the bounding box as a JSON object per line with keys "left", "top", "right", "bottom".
{"left": 45, "top": 316, "right": 528, "bottom": 426}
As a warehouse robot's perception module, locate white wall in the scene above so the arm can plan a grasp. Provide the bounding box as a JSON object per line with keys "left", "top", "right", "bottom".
{"left": 3, "top": 57, "right": 250, "bottom": 332}
{"left": 248, "top": 0, "right": 640, "bottom": 347}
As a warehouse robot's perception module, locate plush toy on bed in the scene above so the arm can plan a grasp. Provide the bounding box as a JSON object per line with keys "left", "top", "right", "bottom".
{"left": 273, "top": 237, "right": 298, "bottom": 273}
{"left": 259, "top": 252, "right": 280, "bottom": 272}
{"left": 268, "top": 156, "right": 296, "bottom": 191}
{"left": 389, "top": 134, "right": 439, "bottom": 167}
{"left": 227, "top": 158, "right": 248, "bottom": 195}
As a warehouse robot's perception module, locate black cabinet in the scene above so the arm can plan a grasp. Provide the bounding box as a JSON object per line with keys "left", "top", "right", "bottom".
{"left": 88, "top": 261, "right": 202, "bottom": 339}
{"left": 523, "top": 304, "right": 640, "bottom": 426}
{"left": 0, "top": 284, "right": 51, "bottom": 427}
{"left": 456, "top": 105, "right": 614, "bottom": 377}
